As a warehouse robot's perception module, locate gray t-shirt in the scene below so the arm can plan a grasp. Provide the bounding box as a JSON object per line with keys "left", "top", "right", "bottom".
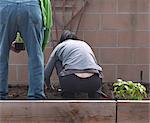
{"left": 44, "top": 40, "right": 103, "bottom": 79}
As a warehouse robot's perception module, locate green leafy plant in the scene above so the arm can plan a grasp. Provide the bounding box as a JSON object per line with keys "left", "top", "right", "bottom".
{"left": 14, "top": 32, "right": 25, "bottom": 50}
{"left": 113, "top": 79, "right": 147, "bottom": 100}
{"left": 15, "top": 32, "right": 23, "bottom": 43}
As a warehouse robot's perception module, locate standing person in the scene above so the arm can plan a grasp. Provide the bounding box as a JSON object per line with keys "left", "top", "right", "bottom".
{"left": 0, "top": 0, "right": 52, "bottom": 99}
{"left": 45, "top": 30, "right": 103, "bottom": 99}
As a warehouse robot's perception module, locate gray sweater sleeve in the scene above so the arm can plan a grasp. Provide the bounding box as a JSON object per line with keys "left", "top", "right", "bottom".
{"left": 44, "top": 48, "right": 58, "bottom": 84}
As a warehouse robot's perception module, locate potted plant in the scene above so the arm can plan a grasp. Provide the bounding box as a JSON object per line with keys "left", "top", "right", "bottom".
{"left": 113, "top": 79, "right": 147, "bottom": 100}
{"left": 14, "top": 32, "right": 25, "bottom": 50}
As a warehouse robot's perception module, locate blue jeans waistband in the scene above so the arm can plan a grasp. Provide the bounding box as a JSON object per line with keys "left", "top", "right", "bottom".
{"left": 0, "top": 0, "right": 39, "bottom": 4}
{"left": 0, "top": 0, "right": 39, "bottom": 1}
{"left": 0, "top": 0, "right": 40, "bottom": 7}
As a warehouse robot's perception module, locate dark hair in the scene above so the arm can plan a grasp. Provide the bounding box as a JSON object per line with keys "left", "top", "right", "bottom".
{"left": 59, "top": 30, "right": 78, "bottom": 43}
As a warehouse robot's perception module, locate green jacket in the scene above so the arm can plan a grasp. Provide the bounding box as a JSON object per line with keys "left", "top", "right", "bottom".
{"left": 17, "top": 0, "right": 53, "bottom": 51}
{"left": 40, "top": 0, "right": 53, "bottom": 51}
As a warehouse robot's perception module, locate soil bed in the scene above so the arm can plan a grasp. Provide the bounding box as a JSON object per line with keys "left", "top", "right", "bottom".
{"left": 7, "top": 83, "right": 149, "bottom": 100}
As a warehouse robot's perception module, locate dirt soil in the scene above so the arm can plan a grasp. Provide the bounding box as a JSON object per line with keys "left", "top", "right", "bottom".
{"left": 7, "top": 83, "right": 149, "bottom": 100}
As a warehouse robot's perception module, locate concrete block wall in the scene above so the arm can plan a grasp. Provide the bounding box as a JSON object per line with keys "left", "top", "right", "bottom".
{"left": 8, "top": 0, "right": 150, "bottom": 85}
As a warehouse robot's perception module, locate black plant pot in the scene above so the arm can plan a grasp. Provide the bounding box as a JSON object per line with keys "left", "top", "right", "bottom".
{"left": 15, "top": 42, "right": 25, "bottom": 50}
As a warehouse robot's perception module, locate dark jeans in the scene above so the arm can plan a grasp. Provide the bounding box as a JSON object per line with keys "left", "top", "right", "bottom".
{"left": 60, "top": 74, "right": 102, "bottom": 99}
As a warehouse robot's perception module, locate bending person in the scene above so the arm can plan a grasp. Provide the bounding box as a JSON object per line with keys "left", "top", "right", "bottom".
{"left": 45, "top": 30, "right": 103, "bottom": 99}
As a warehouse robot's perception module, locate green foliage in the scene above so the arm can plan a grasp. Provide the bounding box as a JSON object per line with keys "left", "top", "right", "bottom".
{"left": 113, "top": 79, "right": 147, "bottom": 100}
{"left": 15, "top": 32, "right": 24, "bottom": 43}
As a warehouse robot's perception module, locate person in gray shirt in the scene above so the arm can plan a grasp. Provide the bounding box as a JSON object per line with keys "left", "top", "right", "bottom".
{"left": 44, "top": 30, "right": 103, "bottom": 99}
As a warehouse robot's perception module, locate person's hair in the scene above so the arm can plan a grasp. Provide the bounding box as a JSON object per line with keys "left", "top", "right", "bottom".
{"left": 59, "top": 30, "right": 78, "bottom": 43}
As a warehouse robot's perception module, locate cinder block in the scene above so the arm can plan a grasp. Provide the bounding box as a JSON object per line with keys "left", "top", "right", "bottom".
{"left": 9, "top": 51, "right": 28, "bottom": 64}
{"left": 132, "top": 48, "right": 149, "bottom": 64}
{"left": 84, "top": 31, "right": 117, "bottom": 47}
{"left": 17, "top": 65, "right": 28, "bottom": 82}
{"left": 8, "top": 65, "right": 17, "bottom": 82}
{"left": 117, "top": 65, "right": 149, "bottom": 83}
{"left": 100, "top": 48, "right": 133, "bottom": 64}
{"left": 79, "top": 14, "right": 100, "bottom": 30}
{"left": 87, "top": 0, "right": 116, "bottom": 13}
{"left": 101, "top": 65, "right": 117, "bottom": 82}
{"left": 102, "top": 14, "right": 133, "bottom": 31}
{"left": 118, "top": 0, "right": 150, "bottom": 12}
{"left": 118, "top": 31, "right": 150, "bottom": 47}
